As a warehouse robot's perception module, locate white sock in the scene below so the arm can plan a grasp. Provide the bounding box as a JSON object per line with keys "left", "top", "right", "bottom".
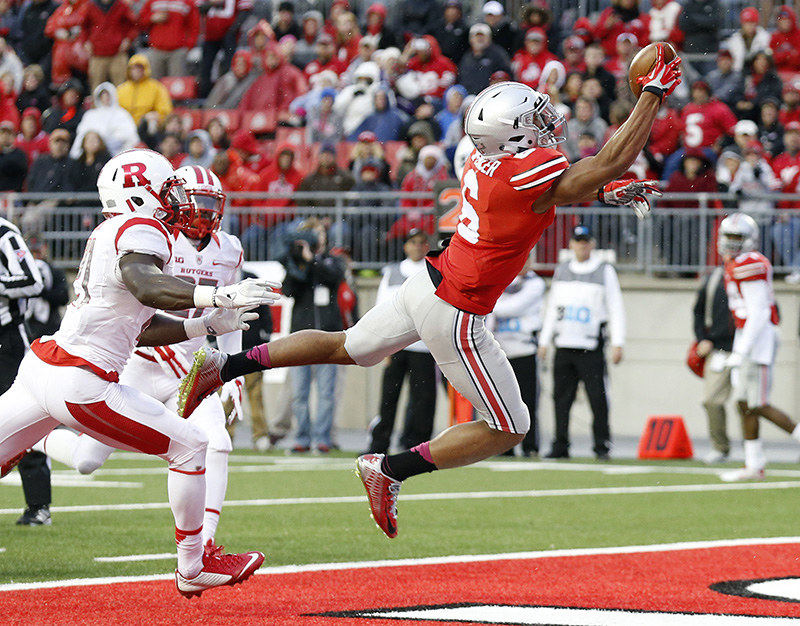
{"left": 743, "top": 439, "right": 766, "bottom": 471}
{"left": 169, "top": 468, "right": 206, "bottom": 578}
{"left": 792, "top": 424, "right": 800, "bottom": 443}
{"left": 32, "top": 429, "right": 80, "bottom": 468}
{"left": 202, "top": 449, "right": 229, "bottom": 544}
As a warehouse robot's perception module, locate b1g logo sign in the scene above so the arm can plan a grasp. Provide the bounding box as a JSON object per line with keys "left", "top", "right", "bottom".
{"left": 121, "top": 163, "right": 150, "bottom": 188}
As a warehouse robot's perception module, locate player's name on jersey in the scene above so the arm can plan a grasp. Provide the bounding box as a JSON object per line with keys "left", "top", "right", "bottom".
{"left": 473, "top": 155, "right": 502, "bottom": 177}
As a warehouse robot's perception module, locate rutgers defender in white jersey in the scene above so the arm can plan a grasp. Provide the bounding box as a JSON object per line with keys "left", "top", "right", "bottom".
{"left": 716, "top": 213, "right": 800, "bottom": 482}
{"left": 35, "top": 166, "right": 245, "bottom": 548}
{"left": 0, "top": 149, "right": 280, "bottom": 597}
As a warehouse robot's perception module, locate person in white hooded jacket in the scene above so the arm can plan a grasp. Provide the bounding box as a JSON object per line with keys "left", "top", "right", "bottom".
{"left": 69, "top": 83, "right": 139, "bottom": 159}
{"left": 333, "top": 61, "right": 382, "bottom": 138}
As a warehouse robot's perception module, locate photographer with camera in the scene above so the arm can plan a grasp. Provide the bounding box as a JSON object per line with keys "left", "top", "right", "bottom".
{"left": 281, "top": 221, "right": 347, "bottom": 453}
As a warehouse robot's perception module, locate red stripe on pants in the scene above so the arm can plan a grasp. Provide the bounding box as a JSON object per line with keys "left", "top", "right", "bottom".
{"left": 458, "top": 313, "right": 511, "bottom": 432}
{"left": 65, "top": 401, "right": 171, "bottom": 455}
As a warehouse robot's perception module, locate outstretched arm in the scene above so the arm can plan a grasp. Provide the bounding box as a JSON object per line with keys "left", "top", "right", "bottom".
{"left": 533, "top": 48, "right": 681, "bottom": 212}
{"left": 119, "top": 253, "right": 281, "bottom": 310}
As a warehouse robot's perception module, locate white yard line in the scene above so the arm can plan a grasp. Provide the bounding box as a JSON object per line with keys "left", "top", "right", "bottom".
{"left": 3, "top": 536, "right": 799, "bottom": 592}
{"left": 484, "top": 460, "right": 800, "bottom": 478}
{"left": 0, "top": 475, "right": 141, "bottom": 489}
{"left": 93, "top": 553, "right": 175, "bottom": 563}
{"left": 0, "top": 480, "right": 797, "bottom": 516}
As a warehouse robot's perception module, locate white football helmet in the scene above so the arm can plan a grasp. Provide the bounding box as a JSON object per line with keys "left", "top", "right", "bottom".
{"left": 97, "top": 149, "right": 191, "bottom": 227}
{"left": 464, "top": 81, "right": 567, "bottom": 158}
{"left": 718, "top": 213, "right": 758, "bottom": 257}
{"left": 174, "top": 165, "right": 226, "bottom": 239}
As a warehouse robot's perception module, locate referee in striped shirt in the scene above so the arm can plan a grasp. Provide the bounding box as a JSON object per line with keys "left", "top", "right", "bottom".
{"left": 0, "top": 217, "right": 48, "bottom": 524}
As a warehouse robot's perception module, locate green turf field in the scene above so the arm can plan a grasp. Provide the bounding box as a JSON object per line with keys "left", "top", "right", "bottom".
{"left": 1, "top": 452, "right": 799, "bottom": 584}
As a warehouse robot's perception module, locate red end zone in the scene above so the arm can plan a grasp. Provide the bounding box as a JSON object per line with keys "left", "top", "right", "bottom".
{"left": 3, "top": 542, "right": 800, "bottom": 625}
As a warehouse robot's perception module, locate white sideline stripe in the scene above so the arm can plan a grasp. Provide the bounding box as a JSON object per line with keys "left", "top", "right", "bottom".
{"left": 484, "top": 460, "right": 800, "bottom": 478}
{"left": 0, "top": 480, "right": 797, "bottom": 515}
{"left": 3, "top": 536, "right": 799, "bottom": 592}
{"left": 94, "top": 553, "right": 175, "bottom": 563}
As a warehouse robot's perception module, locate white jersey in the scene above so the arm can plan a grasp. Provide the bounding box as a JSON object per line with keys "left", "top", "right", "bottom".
{"left": 487, "top": 271, "right": 545, "bottom": 359}
{"left": 33, "top": 214, "right": 174, "bottom": 379}
{"left": 131, "top": 230, "right": 242, "bottom": 378}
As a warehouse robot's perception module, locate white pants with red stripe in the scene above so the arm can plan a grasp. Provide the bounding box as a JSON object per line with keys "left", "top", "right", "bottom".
{"left": 344, "top": 269, "right": 529, "bottom": 434}
{"left": 731, "top": 360, "right": 773, "bottom": 408}
{"left": 68, "top": 354, "right": 233, "bottom": 472}
{"left": 0, "top": 352, "right": 207, "bottom": 468}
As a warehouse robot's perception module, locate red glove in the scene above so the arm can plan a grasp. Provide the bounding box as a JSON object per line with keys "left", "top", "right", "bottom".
{"left": 637, "top": 44, "right": 682, "bottom": 100}
{"left": 598, "top": 179, "right": 662, "bottom": 219}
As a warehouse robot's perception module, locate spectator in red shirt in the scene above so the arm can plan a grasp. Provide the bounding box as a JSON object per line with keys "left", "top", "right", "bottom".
{"left": 239, "top": 42, "right": 308, "bottom": 122}
{"left": 247, "top": 142, "right": 305, "bottom": 257}
{"left": 230, "top": 128, "right": 270, "bottom": 173}
{"left": 403, "top": 36, "right": 457, "bottom": 101}
{"left": 198, "top": 0, "right": 253, "bottom": 97}
{"left": 364, "top": 2, "right": 398, "bottom": 50}
{"left": 561, "top": 36, "right": 586, "bottom": 74}
{"left": 333, "top": 11, "right": 360, "bottom": 65}
{"left": 211, "top": 148, "right": 259, "bottom": 203}
{"left": 304, "top": 33, "right": 347, "bottom": 79}
{"left": 772, "top": 121, "right": 800, "bottom": 190}
{"left": 246, "top": 19, "right": 274, "bottom": 72}
{"left": 80, "top": 0, "right": 137, "bottom": 90}
{"left": 45, "top": 0, "right": 89, "bottom": 86}
{"left": 15, "top": 107, "right": 48, "bottom": 165}
{"left": 323, "top": 0, "right": 350, "bottom": 39}
{"left": 158, "top": 133, "right": 185, "bottom": 168}
{"left": 648, "top": 105, "right": 683, "bottom": 164}
{"left": 770, "top": 6, "right": 800, "bottom": 72}
{"left": 392, "top": 144, "right": 448, "bottom": 239}
{"left": 139, "top": 0, "right": 199, "bottom": 78}
{"left": 781, "top": 80, "right": 800, "bottom": 126}
{"left": 594, "top": 0, "right": 649, "bottom": 58}
{"left": 681, "top": 80, "right": 738, "bottom": 149}
{"left": 512, "top": 27, "right": 557, "bottom": 89}
{"left": 648, "top": 0, "right": 681, "bottom": 45}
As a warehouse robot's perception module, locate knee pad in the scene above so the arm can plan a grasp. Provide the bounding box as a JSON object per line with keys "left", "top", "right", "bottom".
{"left": 168, "top": 424, "right": 209, "bottom": 470}
{"left": 75, "top": 458, "right": 104, "bottom": 475}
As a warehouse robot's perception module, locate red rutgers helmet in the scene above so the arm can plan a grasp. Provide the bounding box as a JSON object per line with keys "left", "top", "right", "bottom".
{"left": 174, "top": 165, "right": 226, "bottom": 239}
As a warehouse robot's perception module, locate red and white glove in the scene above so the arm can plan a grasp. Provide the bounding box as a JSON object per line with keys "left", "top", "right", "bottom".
{"left": 636, "top": 44, "right": 682, "bottom": 101}
{"left": 219, "top": 377, "right": 244, "bottom": 424}
{"left": 598, "top": 179, "right": 661, "bottom": 220}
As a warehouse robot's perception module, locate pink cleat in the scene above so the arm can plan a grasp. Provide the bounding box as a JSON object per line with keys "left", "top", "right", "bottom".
{"left": 178, "top": 348, "right": 226, "bottom": 418}
{"left": 175, "top": 548, "right": 264, "bottom": 598}
{"left": 356, "top": 454, "right": 401, "bottom": 538}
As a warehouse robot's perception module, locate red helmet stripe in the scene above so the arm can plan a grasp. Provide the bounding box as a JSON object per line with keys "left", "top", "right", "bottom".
{"left": 192, "top": 165, "right": 203, "bottom": 186}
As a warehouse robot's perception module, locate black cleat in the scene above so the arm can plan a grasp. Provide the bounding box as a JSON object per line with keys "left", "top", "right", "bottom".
{"left": 16, "top": 505, "right": 51, "bottom": 526}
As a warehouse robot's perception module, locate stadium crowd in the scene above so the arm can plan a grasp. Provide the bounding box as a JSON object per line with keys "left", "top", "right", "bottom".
{"left": 1, "top": 0, "right": 800, "bottom": 266}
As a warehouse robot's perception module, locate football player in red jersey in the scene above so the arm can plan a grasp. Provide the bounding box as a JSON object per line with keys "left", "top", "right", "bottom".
{"left": 178, "top": 45, "right": 682, "bottom": 538}
{"left": 716, "top": 214, "right": 800, "bottom": 482}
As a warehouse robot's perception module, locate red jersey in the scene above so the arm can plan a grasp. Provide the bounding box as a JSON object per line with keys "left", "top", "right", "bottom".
{"left": 427, "top": 147, "right": 569, "bottom": 315}
{"left": 681, "top": 99, "right": 738, "bottom": 149}
{"left": 723, "top": 251, "right": 779, "bottom": 329}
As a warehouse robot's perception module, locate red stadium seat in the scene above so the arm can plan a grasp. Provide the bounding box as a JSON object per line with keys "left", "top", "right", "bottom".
{"left": 241, "top": 110, "right": 277, "bottom": 134}
{"left": 160, "top": 76, "right": 198, "bottom": 102}
{"left": 202, "top": 109, "right": 241, "bottom": 133}
{"left": 383, "top": 141, "right": 406, "bottom": 179}
{"left": 172, "top": 108, "right": 203, "bottom": 132}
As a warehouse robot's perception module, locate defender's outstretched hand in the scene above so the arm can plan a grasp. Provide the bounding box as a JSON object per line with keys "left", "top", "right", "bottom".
{"left": 185, "top": 306, "right": 259, "bottom": 339}
{"left": 637, "top": 44, "right": 682, "bottom": 100}
{"left": 598, "top": 179, "right": 662, "bottom": 220}
{"left": 193, "top": 277, "right": 282, "bottom": 309}
{"left": 220, "top": 378, "right": 244, "bottom": 424}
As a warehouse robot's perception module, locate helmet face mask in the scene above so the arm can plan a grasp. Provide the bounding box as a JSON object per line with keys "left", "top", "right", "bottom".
{"left": 717, "top": 213, "right": 758, "bottom": 258}
{"left": 173, "top": 165, "right": 226, "bottom": 239}
{"left": 465, "top": 82, "right": 567, "bottom": 158}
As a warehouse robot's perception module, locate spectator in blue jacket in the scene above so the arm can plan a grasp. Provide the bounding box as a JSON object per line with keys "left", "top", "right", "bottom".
{"left": 352, "top": 87, "right": 409, "bottom": 142}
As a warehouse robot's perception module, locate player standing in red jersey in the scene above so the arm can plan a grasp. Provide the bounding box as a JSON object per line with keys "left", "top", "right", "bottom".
{"left": 178, "top": 45, "right": 682, "bottom": 538}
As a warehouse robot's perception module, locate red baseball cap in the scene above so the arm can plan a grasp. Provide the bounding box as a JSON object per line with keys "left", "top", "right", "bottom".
{"left": 740, "top": 7, "right": 759, "bottom": 23}
{"left": 357, "top": 130, "right": 377, "bottom": 143}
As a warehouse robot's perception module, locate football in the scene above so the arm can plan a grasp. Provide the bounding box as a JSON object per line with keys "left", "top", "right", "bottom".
{"left": 628, "top": 42, "right": 677, "bottom": 98}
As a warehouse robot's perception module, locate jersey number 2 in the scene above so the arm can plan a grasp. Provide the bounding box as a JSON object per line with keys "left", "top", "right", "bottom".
{"left": 457, "top": 170, "right": 480, "bottom": 245}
